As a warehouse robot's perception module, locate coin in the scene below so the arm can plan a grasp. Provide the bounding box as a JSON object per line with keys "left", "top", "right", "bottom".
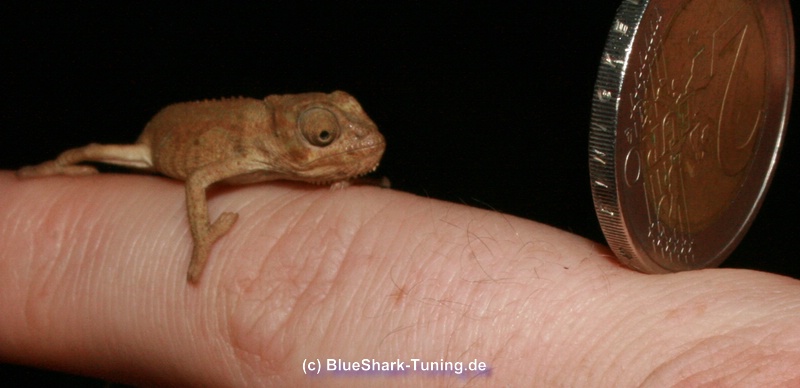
{"left": 589, "top": 0, "right": 794, "bottom": 273}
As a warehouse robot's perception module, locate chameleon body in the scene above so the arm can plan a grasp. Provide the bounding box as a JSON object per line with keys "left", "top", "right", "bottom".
{"left": 17, "top": 91, "right": 386, "bottom": 283}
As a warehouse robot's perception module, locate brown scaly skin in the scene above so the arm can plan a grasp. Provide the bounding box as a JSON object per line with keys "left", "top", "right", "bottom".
{"left": 17, "top": 91, "right": 386, "bottom": 284}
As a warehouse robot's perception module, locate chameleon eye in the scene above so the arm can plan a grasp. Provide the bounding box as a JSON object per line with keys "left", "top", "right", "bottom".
{"left": 299, "top": 107, "right": 340, "bottom": 147}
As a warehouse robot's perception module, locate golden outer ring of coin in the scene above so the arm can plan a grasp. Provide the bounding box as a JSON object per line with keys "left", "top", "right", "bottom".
{"left": 589, "top": 0, "right": 794, "bottom": 273}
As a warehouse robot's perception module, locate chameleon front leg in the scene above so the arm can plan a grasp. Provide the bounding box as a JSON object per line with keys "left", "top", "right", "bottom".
{"left": 184, "top": 159, "right": 266, "bottom": 283}
{"left": 17, "top": 143, "right": 153, "bottom": 178}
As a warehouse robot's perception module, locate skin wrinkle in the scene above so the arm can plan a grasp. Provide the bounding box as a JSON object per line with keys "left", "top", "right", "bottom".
{"left": 348, "top": 200, "right": 402, "bottom": 320}
{"left": 203, "top": 273, "right": 243, "bottom": 382}
{"left": 315, "top": 194, "right": 398, "bottom": 337}
{"left": 377, "top": 273, "right": 430, "bottom": 349}
{"left": 534, "top": 282, "right": 602, "bottom": 383}
{"left": 24, "top": 204, "right": 89, "bottom": 338}
{"left": 397, "top": 206, "right": 534, "bottom": 378}
{"left": 18, "top": 180, "right": 187, "bottom": 383}
{"left": 643, "top": 333, "right": 799, "bottom": 386}
{"left": 190, "top": 282, "right": 243, "bottom": 384}
{"left": 384, "top": 202, "right": 479, "bottom": 360}
{"left": 590, "top": 272, "right": 800, "bottom": 385}
{"left": 608, "top": 279, "right": 692, "bottom": 384}
{"left": 226, "top": 276, "right": 288, "bottom": 377}
{"left": 376, "top": 204, "right": 444, "bottom": 319}
{"left": 535, "top": 266, "right": 643, "bottom": 385}
{"left": 223, "top": 188, "right": 369, "bottom": 379}
{"left": 222, "top": 184, "right": 316, "bottom": 288}
{"left": 609, "top": 317, "right": 663, "bottom": 385}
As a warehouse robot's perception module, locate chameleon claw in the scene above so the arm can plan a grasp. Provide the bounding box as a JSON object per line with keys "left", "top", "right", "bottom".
{"left": 208, "top": 212, "right": 239, "bottom": 241}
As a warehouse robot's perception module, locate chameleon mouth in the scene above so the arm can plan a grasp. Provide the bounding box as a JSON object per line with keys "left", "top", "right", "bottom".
{"left": 308, "top": 161, "right": 382, "bottom": 186}
{"left": 332, "top": 136, "right": 385, "bottom": 157}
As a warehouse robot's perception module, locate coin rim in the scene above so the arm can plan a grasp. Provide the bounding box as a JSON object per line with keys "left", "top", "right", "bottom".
{"left": 588, "top": 0, "right": 795, "bottom": 273}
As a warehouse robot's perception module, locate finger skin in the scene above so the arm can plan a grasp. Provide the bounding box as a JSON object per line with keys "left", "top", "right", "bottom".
{"left": 1, "top": 171, "right": 799, "bottom": 386}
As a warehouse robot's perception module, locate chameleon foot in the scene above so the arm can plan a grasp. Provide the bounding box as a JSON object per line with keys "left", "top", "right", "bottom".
{"left": 186, "top": 212, "right": 239, "bottom": 283}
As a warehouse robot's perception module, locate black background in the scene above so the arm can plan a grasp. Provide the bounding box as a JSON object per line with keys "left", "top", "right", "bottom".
{"left": 2, "top": 2, "right": 799, "bottom": 385}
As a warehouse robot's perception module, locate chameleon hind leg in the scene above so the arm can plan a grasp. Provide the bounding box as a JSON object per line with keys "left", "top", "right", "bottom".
{"left": 17, "top": 143, "right": 153, "bottom": 178}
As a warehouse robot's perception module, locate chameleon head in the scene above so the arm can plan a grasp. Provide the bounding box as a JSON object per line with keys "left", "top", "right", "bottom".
{"left": 264, "top": 91, "right": 386, "bottom": 183}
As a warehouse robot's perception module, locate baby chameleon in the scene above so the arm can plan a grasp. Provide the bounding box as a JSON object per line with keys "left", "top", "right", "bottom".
{"left": 17, "top": 91, "right": 386, "bottom": 284}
